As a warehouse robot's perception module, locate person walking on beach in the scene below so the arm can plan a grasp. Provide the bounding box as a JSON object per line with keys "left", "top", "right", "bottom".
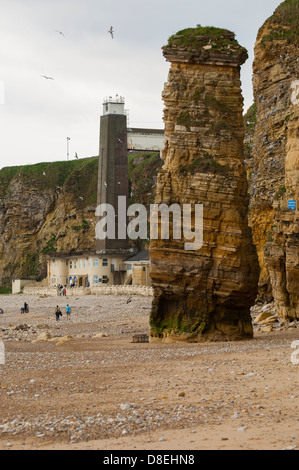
{"left": 54, "top": 305, "right": 62, "bottom": 321}
{"left": 66, "top": 304, "right": 71, "bottom": 320}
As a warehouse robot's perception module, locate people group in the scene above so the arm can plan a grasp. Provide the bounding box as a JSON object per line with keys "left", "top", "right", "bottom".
{"left": 20, "top": 302, "right": 29, "bottom": 314}
{"left": 54, "top": 304, "right": 71, "bottom": 321}
{"left": 18, "top": 299, "right": 72, "bottom": 322}
{"left": 57, "top": 285, "right": 67, "bottom": 296}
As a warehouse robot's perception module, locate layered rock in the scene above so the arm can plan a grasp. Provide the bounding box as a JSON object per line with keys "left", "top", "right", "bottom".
{"left": 149, "top": 26, "right": 259, "bottom": 342}
{"left": 251, "top": 0, "right": 299, "bottom": 319}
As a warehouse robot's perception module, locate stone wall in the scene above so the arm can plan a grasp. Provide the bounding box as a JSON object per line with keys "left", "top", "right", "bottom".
{"left": 149, "top": 26, "right": 259, "bottom": 343}
{"left": 23, "top": 285, "right": 153, "bottom": 297}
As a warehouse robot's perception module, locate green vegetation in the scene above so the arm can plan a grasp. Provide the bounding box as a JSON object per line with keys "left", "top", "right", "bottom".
{"left": 244, "top": 103, "right": 257, "bottom": 130}
{"left": 204, "top": 95, "right": 230, "bottom": 115}
{"left": 71, "top": 219, "right": 90, "bottom": 231}
{"left": 260, "top": 0, "right": 299, "bottom": 45}
{"left": 0, "top": 157, "right": 99, "bottom": 201}
{"left": 0, "top": 287, "right": 12, "bottom": 295}
{"left": 166, "top": 25, "right": 239, "bottom": 49}
{"left": 179, "top": 152, "right": 228, "bottom": 176}
{"left": 20, "top": 253, "right": 40, "bottom": 278}
{"left": 41, "top": 234, "right": 57, "bottom": 255}
{"left": 274, "top": 185, "right": 287, "bottom": 200}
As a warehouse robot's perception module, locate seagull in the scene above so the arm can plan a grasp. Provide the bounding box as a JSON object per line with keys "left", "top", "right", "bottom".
{"left": 117, "top": 138, "right": 123, "bottom": 144}
{"left": 74, "top": 152, "right": 78, "bottom": 159}
{"left": 108, "top": 26, "right": 114, "bottom": 39}
{"left": 43, "top": 171, "right": 46, "bottom": 176}
{"left": 55, "top": 30, "right": 65, "bottom": 37}
{"left": 104, "top": 181, "right": 107, "bottom": 187}
{"left": 78, "top": 196, "right": 83, "bottom": 200}
{"left": 41, "top": 75, "right": 54, "bottom": 80}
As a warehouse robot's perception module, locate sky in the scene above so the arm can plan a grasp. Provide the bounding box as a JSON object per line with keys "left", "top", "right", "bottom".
{"left": 0, "top": 0, "right": 281, "bottom": 169}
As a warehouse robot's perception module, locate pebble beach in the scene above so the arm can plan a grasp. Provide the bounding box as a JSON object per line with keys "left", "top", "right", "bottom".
{"left": 0, "top": 293, "right": 298, "bottom": 450}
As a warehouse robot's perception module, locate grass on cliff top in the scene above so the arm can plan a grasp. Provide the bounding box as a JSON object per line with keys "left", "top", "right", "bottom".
{"left": 165, "top": 25, "right": 241, "bottom": 50}
{"left": 260, "top": 0, "right": 299, "bottom": 44}
{"left": 0, "top": 152, "right": 162, "bottom": 209}
{"left": 0, "top": 157, "right": 99, "bottom": 200}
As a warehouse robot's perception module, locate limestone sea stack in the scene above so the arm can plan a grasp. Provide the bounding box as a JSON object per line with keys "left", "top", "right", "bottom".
{"left": 149, "top": 26, "right": 259, "bottom": 342}
{"left": 251, "top": 0, "right": 299, "bottom": 320}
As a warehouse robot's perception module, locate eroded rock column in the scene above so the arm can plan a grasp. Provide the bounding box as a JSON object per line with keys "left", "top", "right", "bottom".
{"left": 149, "top": 26, "right": 259, "bottom": 342}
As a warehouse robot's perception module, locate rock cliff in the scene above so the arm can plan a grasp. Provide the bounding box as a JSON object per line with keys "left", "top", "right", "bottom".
{"left": 0, "top": 158, "right": 99, "bottom": 285}
{"left": 0, "top": 153, "right": 162, "bottom": 287}
{"left": 149, "top": 26, "right": 259, "bottom": 342}
{"left": 251, "top": 0, "right": 299, "bottom": 319}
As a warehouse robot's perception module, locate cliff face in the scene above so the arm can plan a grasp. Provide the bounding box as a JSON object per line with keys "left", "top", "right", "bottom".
{"left": 149, "top": 27, "right": 259, "bottom": 343}
{"left": 0, "top": 159, "right": 99, "bottom": 285}
{"left": 251, "top": 0, "right": 299, "bottom": 319}
{"left": 0, "top": 153, "right": 162, "bottom": 287}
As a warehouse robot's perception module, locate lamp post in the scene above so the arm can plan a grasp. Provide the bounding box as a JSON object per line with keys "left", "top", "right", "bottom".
{"left": 67, "top": 137, "right": 71, "bottom": 160}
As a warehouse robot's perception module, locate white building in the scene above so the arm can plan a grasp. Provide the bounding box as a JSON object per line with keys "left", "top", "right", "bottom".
{"left": 47, "top": 250, "right": 151, "bottom": 288}
{"left": 127, "top": 128, "right": 164, "bottom": 151}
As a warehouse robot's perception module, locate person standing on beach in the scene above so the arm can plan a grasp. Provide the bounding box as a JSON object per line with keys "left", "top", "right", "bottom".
{"left": 66, "top": 304, "right": 71, "bottom": 320}
{"left": 54, "top": 305, "right": 62, "bottom": 321}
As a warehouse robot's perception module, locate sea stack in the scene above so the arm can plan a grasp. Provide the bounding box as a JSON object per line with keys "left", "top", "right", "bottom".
{"left": 149, "top": 26, "right": 259, "bottom": 342}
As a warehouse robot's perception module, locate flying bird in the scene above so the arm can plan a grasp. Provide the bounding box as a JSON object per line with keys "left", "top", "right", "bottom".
{"left": 108, "top": 26, "right": 114, "bottom": 39}
{"left": 42, "top": 75, "right": 54, "bottom": 80}
{"left": 55, "top": 30, "right": 65, "bottom": 37}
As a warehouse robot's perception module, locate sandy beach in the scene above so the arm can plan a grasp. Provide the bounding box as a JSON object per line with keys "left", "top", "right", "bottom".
{"left": 0, "top": 293, "right": 298, "bottom": 451}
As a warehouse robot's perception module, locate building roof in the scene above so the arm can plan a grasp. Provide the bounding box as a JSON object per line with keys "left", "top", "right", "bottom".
{"left": 123, "top": 250, "right": 149, "bottom": 263}
{"left": 127, "top": 128, "right": 164, "bottom": 135}
{"left": 48, "top": 249, "right": 133, "bottom": 259}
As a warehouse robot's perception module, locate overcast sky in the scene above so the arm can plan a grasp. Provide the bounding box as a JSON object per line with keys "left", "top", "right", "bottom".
{"left": 0, "top": 0, "right": 281, "bottom": 169}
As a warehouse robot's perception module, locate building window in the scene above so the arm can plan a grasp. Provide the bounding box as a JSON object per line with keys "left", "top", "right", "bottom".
{"left": 66, "top": 260, "right": 68, "bottom": 267}
{"left": 102, "top": 258, "right": 108, "bottom": 267}
{"left": 143, "top": 267, "right": 146, "bottom": 272}
{"left": 93, "top": 275, "right": 99, "bottom": 284}
{"left": 93, "top": 258, "right": 99, "bottom": 267}
{"left": 74, "top": 260, "right": 77, "bottom": 269}
{"left": 84, "top": 259, "right": 87, "bottom": 268}
{"left": 89, "top": 258, "right": 92, "bottom": 267}
{"left": 126, "top": 264, "right": 132, "bottom": 271}
{"left": 70, "top": 261, "right": 73, "bottom": 269}
{"left": 79, "top": 259, "right": 82, "bottom": 268}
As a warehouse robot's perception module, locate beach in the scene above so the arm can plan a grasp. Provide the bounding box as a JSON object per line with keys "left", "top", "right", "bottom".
{"left": 0, "top": 293, "right": 298, "bottom": 450}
